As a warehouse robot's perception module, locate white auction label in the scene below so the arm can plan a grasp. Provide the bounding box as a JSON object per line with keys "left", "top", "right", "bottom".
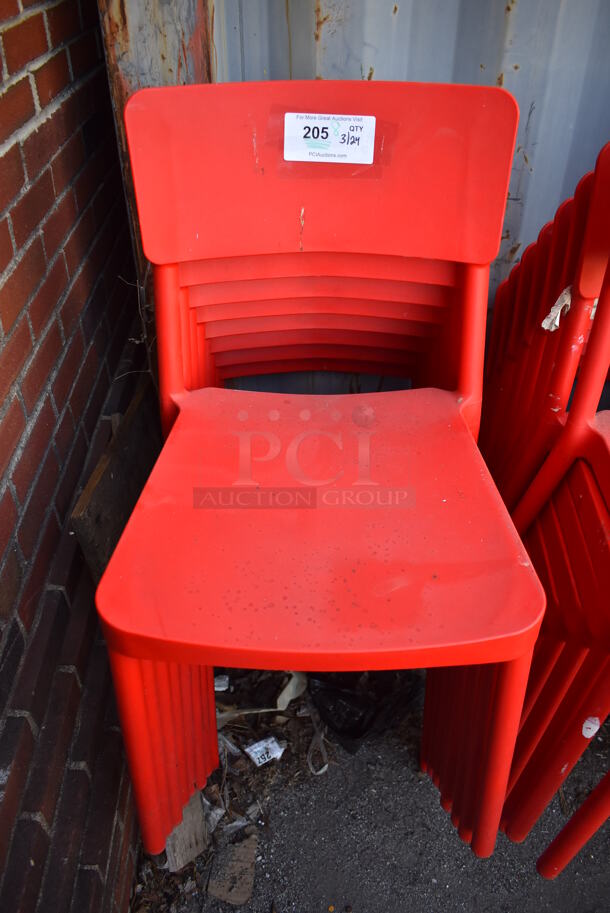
{"left": 284, "top": 112, "right": 376, "bottom": 164}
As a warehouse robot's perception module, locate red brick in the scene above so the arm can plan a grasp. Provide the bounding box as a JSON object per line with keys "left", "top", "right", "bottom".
{"left": 0, "top": 619, "right": 25, "bottom": 720}
{"left": 69, "top": 339, "right": 98, "bottom": 418}
{"left": 53, "top": 403, "right": 74, "bottom": 461}
{"left": 21, "top": 319, "right": 63, "bottom": 413}
{"left": 119, "top": 840, "right": 138, "bottom": 913}
{"left": 52, "top": 326, "right": 84, "bottom": 409}
{"left": 104, "top": 276, "right": 130, "bottom": 332}
{"left": 70, "top": 867, "right": 104, "bottom": 913}
{"left": 0, "top": 617, "right": 25, "bottom": 714}
{"left": 80, "top": 278, "right": 105, "bottom": 344}
{"left": 107, "top": 297, "right": 136, "bottom": 376}
{"left": 2, "top": 12, "right": 48, "bottom": 75}
{"left": 59, "top": 566, "right": 96, "bottom": 680}
{"left": 80, "top": 730, "right": 124, "bottom": 871}
{"left": 48, "top": 522, "right": 81, "bottom": 597}
{"left": 0, "top": 78, "right": 35, "bottom": 145}
{"left": 17, "top": 509, "right": 61, "bottom": 630}
{"left": 116, "top": 762, "right": 131, "bottom": 825}
{"left": 0, "top": 547, "right": 22, "bottom": 624}
{"left": 70, "top": 645, "right": 110, "bottom": 771}
{"left": 12, "top": 397, "right": 56, "bottom": 501}
{"left": 0, "top": 217, "right": 13, "bottom": 272}
{"left": 73, "top": 145, "right": 107, "bottom": 212}
{"left": 0, "top": 0, "right": 19, "bottom": 21}
{"left": 47, "top": 0, "right": 81, "bottom": 46}
{"left": 37, "top": 768, "right": 91, "bottom": 913}
{"left": 0, "top": 396, "right": 26, "bottom": 478}
{"left": 101, "top": 816, "right": 123, "bottom": 911}
{"left": 22, "top": 668, "right": 81, "bottom": 828}
{"left": 55, "top": 422, "right": 87, "bottom": 521}
{"left": 0, "top": 145, "right": 26, "bottom": 213}
{"left": 10, "top": 589, "right": 70, "bottom": 728}
{"left": 60, "top": 260, "right": 97, "bottom": 336}
{"left": 10, "top": 167, "right": 55, "bottom": 249}
{"left": 114, "top": 793, "right": 137, "bottom": 910}
{"left": 0, "top": 717, "right": 35, "bottom": 874}
{"left": 69, "top": 30, "right": 100, "bottom": 79}
{"left": 0, "top": 488, "right": 17, "bottom": 561}
{"left": 93, "top": 169, "right": 123, "bottom": 228}
{"left": 28, "top": 255, "right": 69, "bottom": 337}
{"left": 22, "top": 90, "right": 85, "bottom": 180}
{"left": 93, "top": 204, "right": 124, "bottom": 272}
{"left": 17, "top": 448, "right": 60, "bottom": 558}
{"left": 0, "top": 236, "right": 46, "bottom": 333}
{"left": 0, "top": 316, "right": 31, "bottom": 404}
{"left": 34, "top": 49, "right": 71, "bottom": 108}
{"left": 23, "top": 670, "right": 80, "bottom": 827}
{"left": 64, "top": 205, "right": 96, "bottom": 276}
{"left": 82, "top": 361, "right": 109, "bottom": 441}
{"left": 50, "top": 129, "right": 85, "bottom": 196}
{"left": 0, "top": 817, "right": 50, "bottom": 912}
{"left": 43, "top": 188, "right": 77, "bottom": 260}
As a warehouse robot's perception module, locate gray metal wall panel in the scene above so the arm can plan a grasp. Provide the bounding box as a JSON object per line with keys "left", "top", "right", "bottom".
{"left": 211, "top": 0, "right": 610, "bottom": 292}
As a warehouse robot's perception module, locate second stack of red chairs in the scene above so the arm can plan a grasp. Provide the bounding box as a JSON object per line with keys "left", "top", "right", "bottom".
{"left": 480, "top": 143, "right": 610, "bottom": 874}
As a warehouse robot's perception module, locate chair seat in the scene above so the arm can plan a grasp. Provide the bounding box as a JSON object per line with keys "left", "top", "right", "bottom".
{"left": 97, "top": 387, "right": 544, "bottom": 670}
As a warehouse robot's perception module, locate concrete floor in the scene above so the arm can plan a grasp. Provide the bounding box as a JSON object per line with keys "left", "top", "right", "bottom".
{"left": 133, "top": 673, "right": 610, "bottom": 913}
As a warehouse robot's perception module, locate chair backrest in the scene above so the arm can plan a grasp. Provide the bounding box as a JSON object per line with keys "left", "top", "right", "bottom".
{"left": 512, "top": 258, "right": 610, "bottom": 535}
{"left": 124, "top": 82, "right": 517, "bottom": 433}
{"left": 481, "top": 143, "right": 610, "bottom": 506}
{"left": 523, "top": 438, "right": 610, "bottom": 647}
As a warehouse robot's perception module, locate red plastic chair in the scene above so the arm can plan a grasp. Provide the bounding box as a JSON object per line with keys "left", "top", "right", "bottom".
{"left": 499, "top": 260, "right": 610, "bottom": 843}
{"left": 469, "top": 152, "right": 610, "bottom": 854}
{"left": 480, "top": 143, "right": 610, "bottom": 509}
{"left": 420, "top": 146, "right": 610, "bottom": 852}
{"left": 96, "top": 81, "right": 544, "bottom": 858}
{"left": 537, "top": 769, "right": 610, "bottom": 879}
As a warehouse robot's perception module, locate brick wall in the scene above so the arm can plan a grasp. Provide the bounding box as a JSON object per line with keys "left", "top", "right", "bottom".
{"left": 0, "top": 1, "right": 139, "bottom": 909}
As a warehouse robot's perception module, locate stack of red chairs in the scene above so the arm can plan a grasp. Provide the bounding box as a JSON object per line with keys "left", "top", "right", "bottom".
{"left": 478, "top": 144, "right": 610, "bottom": 874}
{"left": 96, "top": 81, "right": 547, "bottom": 860}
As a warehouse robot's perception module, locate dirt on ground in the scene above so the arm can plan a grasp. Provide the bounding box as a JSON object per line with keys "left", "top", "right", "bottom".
{"left": 130, "top": 670, "right": 610, "bottom": 913}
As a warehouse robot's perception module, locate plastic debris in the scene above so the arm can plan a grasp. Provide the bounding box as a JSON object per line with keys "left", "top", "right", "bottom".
{"left": 276, "top": 671, "right": 308, "bottom": 710}
{"left": 217, "top": 671, "right": 309, "bottom": 728}
{"left": 201, "top": 794, "right": 225, "bottom": 835}
{"left": 308, "top": 670, "right": 419, "bottom": 753}
{"left": 306, "top": 698, "right": 329, "bottom": 776}
{"left": 542, "top": 286, "right": 571, "bottom": 331}
{"left": 245, "top": 736, "right": 286, "bottom": 767}
{"left": 218, "top": 732, "right": 242, "bottom": 757}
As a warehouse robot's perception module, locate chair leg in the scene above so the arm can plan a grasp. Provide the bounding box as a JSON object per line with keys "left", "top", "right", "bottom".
{"left": 506, "top": 643, "right": 588, "bottom": 796}
{"left": 108, "top": 650, "right": 219, "bottom": 854}
{"left": 438, "top": 667, "right": 468, "bottom": 812}
{"left": 503, "top": 654, "right": 610, "bottom": 843}
{"left": 537, "top": 771, "right": 610, "bottom": 879}
{"left": 471, "top": 650, "right": 533, "bottom": 857}
{"left": 421, "top": 667, "right": 443, "bottom": 779}
{"left": 455, "top": 664, "right": 496, "bottom": 843}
